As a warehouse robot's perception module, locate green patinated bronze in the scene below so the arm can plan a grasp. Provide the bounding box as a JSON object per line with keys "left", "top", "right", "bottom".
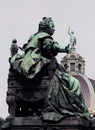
{"left": 9, "top": 17, "right": 90, "bottom": 121}
{"left": 68, "top": 27, "right": 76, "bottom": 47}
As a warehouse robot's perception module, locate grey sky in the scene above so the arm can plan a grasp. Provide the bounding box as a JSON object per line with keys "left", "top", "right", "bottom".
{"left": 0, "top": 0, "right": 95, "bottom": 118}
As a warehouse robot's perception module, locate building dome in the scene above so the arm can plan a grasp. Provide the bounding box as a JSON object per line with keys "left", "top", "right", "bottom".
{"left": 61, "top": 46, "right": 95, "bottom": 116}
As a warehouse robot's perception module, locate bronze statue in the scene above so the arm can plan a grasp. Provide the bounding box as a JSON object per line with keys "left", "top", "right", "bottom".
{"left": 7, "top": 17, "right": 90, "bottom": 122}
{"left": 68, "top": 26, "right": 76, "bottom": 47}
{"left": 10, "top": 39, "right": 18, "bottom": 56}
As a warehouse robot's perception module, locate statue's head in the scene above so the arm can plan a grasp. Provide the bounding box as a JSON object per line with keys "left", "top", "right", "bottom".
{"left": 38, "top": 17, "right": 55, "bottom": 35}
{"left": 71, "top": 31, "right": 74, "bottom": 34}
{"left": 12, "top": 39, "right": 17, "bottom": 43}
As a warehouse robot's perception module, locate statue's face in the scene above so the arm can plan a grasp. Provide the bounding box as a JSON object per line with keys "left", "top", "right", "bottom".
{"left": 47, "top": 21, "right": 55, "bottom": 35}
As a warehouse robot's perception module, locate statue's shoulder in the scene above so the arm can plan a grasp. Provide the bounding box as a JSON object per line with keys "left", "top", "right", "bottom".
{"left": 37, "top": 32, "right": 52, "bottom": 39}
{"left": 28, "top": 32, "right": 52, "bottom": 42}
{"left": 25, "top": 32, "right": 52, "bottom": 50}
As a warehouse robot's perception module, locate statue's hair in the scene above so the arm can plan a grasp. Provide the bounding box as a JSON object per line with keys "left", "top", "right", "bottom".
{"left": 38, "top": 17, "right": 53, "bottom": 31}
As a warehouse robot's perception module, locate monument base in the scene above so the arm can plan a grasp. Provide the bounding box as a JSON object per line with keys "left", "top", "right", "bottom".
{"left": 9, "top": 116, "right": 90, "bottom": 130}
{"left": 91, "top": 118, "right": 95, "bottom": 130}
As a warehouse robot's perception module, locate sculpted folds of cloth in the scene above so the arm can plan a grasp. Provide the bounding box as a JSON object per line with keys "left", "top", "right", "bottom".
{"left": 9, "top": 17, "right": 90, "bottom": 121}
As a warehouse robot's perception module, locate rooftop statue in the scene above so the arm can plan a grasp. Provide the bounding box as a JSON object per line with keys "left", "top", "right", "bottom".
{"left": 7, "top": 17, "right": 90, "bottom": 122}
{"left": 68, "top": 26, "right": 76, "bottom": 47}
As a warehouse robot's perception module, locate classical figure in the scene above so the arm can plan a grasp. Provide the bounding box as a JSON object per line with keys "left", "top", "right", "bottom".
{"left": 68, "top": 26, "right": 76, "bottom": 47}
{"left": 10, "top": 39, "right": 18, "bottom": 56}
{"left": 7, "top": 17, "right": 90, "bottom": 121}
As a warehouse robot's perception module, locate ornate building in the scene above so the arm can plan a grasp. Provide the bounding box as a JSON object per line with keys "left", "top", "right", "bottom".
{"left": 61, "top": 46, "right": 95, "bottom": 116}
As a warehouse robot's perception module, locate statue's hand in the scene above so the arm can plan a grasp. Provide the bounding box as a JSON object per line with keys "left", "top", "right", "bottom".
{"left": 65, "top": 44, "right": 70, "bottom": 54}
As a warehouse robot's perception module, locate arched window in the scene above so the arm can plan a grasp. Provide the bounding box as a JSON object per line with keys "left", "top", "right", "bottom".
{"left": 70, "top": 63, "right": 75, "bottom": 71}
{"left": 78, "top": 64, "right": 81, "bottom": 72}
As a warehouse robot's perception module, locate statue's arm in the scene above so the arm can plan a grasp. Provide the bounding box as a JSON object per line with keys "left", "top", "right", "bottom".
{"left": 43, "top": 37, "right": 69, "bottom": 54}
{"left": 52, "top": 41, "right": 70, "bottom": 54}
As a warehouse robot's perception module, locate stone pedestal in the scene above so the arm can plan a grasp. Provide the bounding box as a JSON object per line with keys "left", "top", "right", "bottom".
{"left": 91, "top": 118, "right": 95, "bottom": 130}
{"left": 9, "top": 117, "right": 90, "bottom": 130}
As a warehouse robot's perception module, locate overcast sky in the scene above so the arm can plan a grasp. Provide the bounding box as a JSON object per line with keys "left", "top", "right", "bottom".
{"left": 0, "top": 0, "right": 95, "bottom": 119}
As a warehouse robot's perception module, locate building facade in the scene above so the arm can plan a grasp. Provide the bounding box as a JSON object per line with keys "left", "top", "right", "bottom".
{"left": 61, "top": 46, "right": 95, "bottom": 116}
